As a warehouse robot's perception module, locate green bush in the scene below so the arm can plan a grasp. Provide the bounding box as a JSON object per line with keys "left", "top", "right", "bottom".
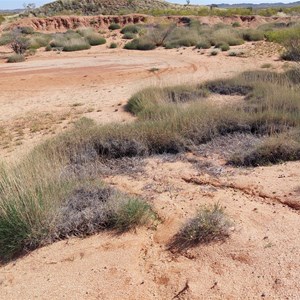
{"left": 164, "top": 26, "right": 198, "bottom": 48}
{"left": 215, "top": 42, "right": 230, "bottom": 51}
{"left": 45, "top": 44, "right": 52, "bottom": 51}
{"left": 0, "top": 15, "right": 5, "bottom": 25}
{"left": 210, "top": 50, "right": 219, "bottom": 56}
{"left": 109, "top": 23, "right": 121, "bottom": 30}
{"left": 0, "top": 32, "right": 13, "bottom": 46}
{"left": 220, "top": 43, "right": 230, "bottom": 51}
{"left": 242, "top": 29, "right": 264, "bottom": 41}
{"left": 49, "top": 32, "right": 92, "bottom": 51}
{"left": 62, "top": 38, "right": 91, "bottom": 51}
{"left": 265, "top": 26, "right": 300, "bottom": 44}
{"left": 110, "top": 42, "right": 118, "bottom": 48}
{"left": 211, "top": 28, "right": 244, "bottom": 46}
{"left": 20, "top": 26, "right": 34, "bottom": 35}
{"left": 281, "top": 38, "right": 300, "bottom": 61}
{"left": 123, "top": 32, "right": 137, "bottom": 39}
{"left": 7, "top": 54, "right": 25, "bottom": 63}
{"left": 85, "top": 33, "right": 106, "bottom": 46}
{"left": 121, "top": 24, "right": 139, "bottom": 34}
{"left": 196, "top": 40, "right": 211, "bottom": 49}
{"left": 124, "top": 38, "right": 156, "bottom": 51}
{"left": 232, "top": 22, "right": 241, "bottom": 27}
{"left": 164, "top": 37, "right": 197, "bottom": 49}
{"left": 29, "top": 33, "right": 52, "bottom": 49}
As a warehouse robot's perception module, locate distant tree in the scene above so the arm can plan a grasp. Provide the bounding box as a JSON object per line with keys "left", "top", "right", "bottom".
{"left": 23, "top": 3, "right": 36, "bottom": 11}
{"left": 186, "top": 0, "right": 191, "bottom": 5}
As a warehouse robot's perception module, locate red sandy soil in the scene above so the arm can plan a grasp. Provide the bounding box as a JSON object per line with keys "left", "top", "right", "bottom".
{"left": 0, "top": 39, "right": 299, "bottom": 300}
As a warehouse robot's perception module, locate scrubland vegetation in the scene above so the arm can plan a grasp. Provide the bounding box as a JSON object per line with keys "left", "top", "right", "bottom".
{"left": 1, "top": 19, "right": 299, "bottom": 61}
{"left": 0, "top": 26, "right": 107, "bottom": 61}
{"left": 139, "top": 6, "right": 300, "bottom": 17}
{"left": 1, "top": 9, "right": 300, "bottom": 262}
{"left": 123, "top": 22, "right": 259, "bottom": 51}
{"left": 0, "top": 15, "right": 5, "bottom": 25}
{"left": 122, "top": 20, "right": 300, "bottom": 53}
{"left": 1, "top": 63, "right": 299, "bottom": 260}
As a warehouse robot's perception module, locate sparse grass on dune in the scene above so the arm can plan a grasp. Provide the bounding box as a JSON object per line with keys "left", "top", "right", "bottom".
{"left": 229, "top": 130, "right": 300, "bottom": 166}
{"left": 34, "top": 70, "right": 300, "bottom": 165}
{"left": 0, "top": 153, "right": 156, "bottom": 260}
{"left": 1, "top": 68, "right": 299, "bottom": 260}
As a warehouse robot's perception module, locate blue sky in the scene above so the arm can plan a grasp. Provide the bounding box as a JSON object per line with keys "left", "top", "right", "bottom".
{"left": 0, "top": 0, "right": 295, "bottom": 10}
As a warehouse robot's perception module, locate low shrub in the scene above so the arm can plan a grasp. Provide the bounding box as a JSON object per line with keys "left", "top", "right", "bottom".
{"left": 265, "top": 26, "right": 300, "bottom": 44}
{"left": 196, "top": 40, "right": 211, "bottom": 49}
{"left": 7, "top": 54, "right": 25, "bottom": 63}
{"left": 165, "top": 35, "right": 198, "bottom": 48}
{"left": 110, "top": 42, "right": 118, "bottom": 48}
{"left": 210, "top": 50, "right": 219, "bottom": 56}
{"left": 55, "top": 186, "right": 156, "bottom": 238}
{"left": 215, "top": 42, "right": 230, "bottom": 51}
{"left": 76, "top": 27, "right": 94, "bottom": 37}
{"left": 164, "top": 26, "right": 198, "bottom": 48}
{"left": 121, "top": 24, "right": 140, "bottom": 34}
{"left": 229, "top": 135, "right": 300, "bottom": 167}
{"left": 123, "top": 32, "right": 137, "bottom": 39}
{"left": 0, "top": 15, "right": 5, "bottom": 25}
{"left": 29, "top": 33, "right": 51, "bottom": 49}
{"left": 49, "top": 32, "right": 91, "bottom": 51}
{"left": 232, "top": 22, "right": 241, "bottom": 27}
{"left": 124, "top": 38, "right": 156, "bottom": 51}
{"left": 20, "top": 26, "right": 34, "bottom": 35}
{"left": 62, "top": 38, "right": 91, "bottom": 51}
{"left": 210, "top": 28, "right": 244, "bottom": 46}
{"left": 10, "top": 35, "right": 30, "bottom": 54}
{"left": 85, "top": 33, "right": 106, "bottom": 46}
{"left": 0, "top": 32, "right": 13, "bottom": 46}
{"left": 281, "top": 38, "right": 300, "bottom": 61}
{"left": 228, "top": 51, "right": 237, "bottom": 56}
{"left": 242, "top": 29, "right": 264, "bottom": 41}
{"left": 45, "top": 44, "right": 52, "bottom": 51}
{"left": 109, "top": 23, "right": 121, "bottom": 30}
{"left": 168, "top": 204, "right": 232, "bottom": 251}
{"left": 126, "top": 85, "right": 209, "bottom": 116}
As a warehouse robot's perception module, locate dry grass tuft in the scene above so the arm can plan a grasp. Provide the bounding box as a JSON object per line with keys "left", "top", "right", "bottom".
{"left": 168, "top": 203, "right": 232, "bottom": 252}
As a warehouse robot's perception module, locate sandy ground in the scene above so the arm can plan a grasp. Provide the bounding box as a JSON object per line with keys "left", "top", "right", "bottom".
{"left": 0, "top": 41, "right": 299, "bottom": 299}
